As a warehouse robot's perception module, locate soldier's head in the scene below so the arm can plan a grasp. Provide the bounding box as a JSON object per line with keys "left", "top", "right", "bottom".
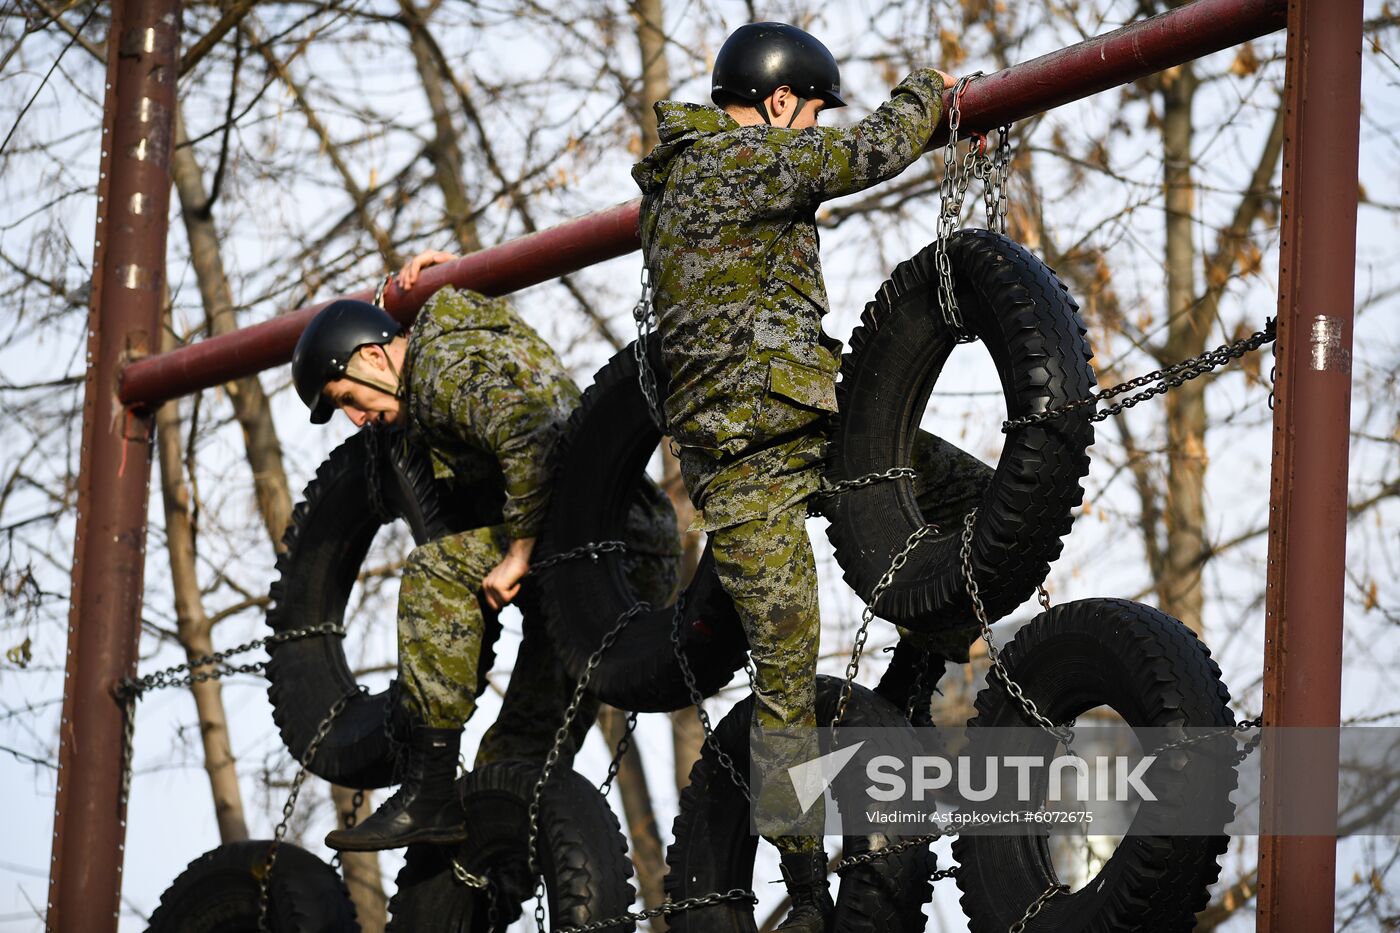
{"left": 292, "top": 299, "right": 409, "bottom": 427}
{"left": 711, "top": 22, "right": 846, "bottom": 129}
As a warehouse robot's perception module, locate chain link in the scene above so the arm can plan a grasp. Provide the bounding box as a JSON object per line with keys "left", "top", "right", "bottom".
{"left": 1007, "top": 881, "right": 1070, "bottom": 933}
{"left": 815, "top": 466, "right": 918, "bottom": 500}
{"left": 528, "top": 601, "right": 653, "bottom": 931}
{"left": 115, "top": 624, "right": 347, "bottom": 703}
{"left": 258, "top": 689, "right": 357, "bottom": 932}
{"left": 554, "top": 888, "right": 759, "bottom": 933}
{"left": 1002, "top": 320, "right": 1276, "bottom": 432}
{"left": 1150, "top": 716, "right": 1264, "bottom": 764}
{"left": 834, "top": 523, "right": 939, "bottom": 729}
{"left": 529, "top": 540, "right": 628, "bottom": 574}
{"left": 960, "top": 510, "right": 1075, "bottom": 747}
{"left": 598, "top": 710, "right": 639, "bottom": 798}
{"left": 632, "top": 266, "right": 666, "bottom": 428}
{"left": 670, "top": 598, "right": 753, "bottom": 801}
{"left": 935, "top": 74, "right": 982, "bottom": 343}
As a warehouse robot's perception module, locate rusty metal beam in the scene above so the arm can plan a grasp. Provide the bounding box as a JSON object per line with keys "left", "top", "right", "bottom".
{"left": 1256, "top": 0, "right": 1362, "bottom": 930}
{"left": 46, "top": 0, "right": 182, "bottom": 930}
{"left": 117, "top": 0, "right": 1287, "bottom": 410}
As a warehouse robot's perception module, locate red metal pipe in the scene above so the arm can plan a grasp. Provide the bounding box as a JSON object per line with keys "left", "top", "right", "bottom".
{"left": 46, "top": 0, "right": 181, "bottom": 930}
{"left": 118, "top": 199, "right": 643, "bottom": 408}
{"left": 117, "top": 0, "right": 1287, "bottom": 410}
{"left": 1256, "top": 0, "right": 1362, "bottom": 929}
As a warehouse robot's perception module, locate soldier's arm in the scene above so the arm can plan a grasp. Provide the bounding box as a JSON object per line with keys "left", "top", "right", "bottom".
{"left": 450, "top": 373, "right": 560, "bottom": 542}
{"left": 762, "top": 68, "right": 945, "bottom": 211}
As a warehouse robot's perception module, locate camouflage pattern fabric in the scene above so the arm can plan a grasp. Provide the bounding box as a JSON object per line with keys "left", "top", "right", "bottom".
{"left": 393, "top": 286, "right": 681, "bottom": 757}
{"left": 632, "top": 73, "right": 944, "bottom": 852}
{"left": 711, "top": 504, "right": 824, "bottom": 854}
{"left": 632, "top": 68, "right": 945, "bottom": 531}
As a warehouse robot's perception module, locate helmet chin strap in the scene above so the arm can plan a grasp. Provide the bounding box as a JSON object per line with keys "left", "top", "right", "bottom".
{"left": 757, "top": 95, "right": 807, "bottom": 128}
{"left": 344, "top": 347, "right": 404, "bottom": 398}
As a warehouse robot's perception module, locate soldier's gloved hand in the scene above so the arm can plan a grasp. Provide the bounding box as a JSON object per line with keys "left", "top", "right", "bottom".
{"left": 483, "top": 537, "right": 535, "bottom": 610}
{"left": 396, "top": 249, "right": 459, "bottom": 290}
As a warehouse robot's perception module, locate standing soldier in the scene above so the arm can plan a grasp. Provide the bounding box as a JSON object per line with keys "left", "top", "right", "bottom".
{"left": 291, "top": 252, "right": 679, "bottom": 851}
{"left": 632, "top": 22, "right": 950, "bottom": 931}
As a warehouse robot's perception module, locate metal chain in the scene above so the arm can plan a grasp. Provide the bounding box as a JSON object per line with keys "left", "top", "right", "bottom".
{"left": 1002, "top": 320, "right": 1276, "bottom": 432}
{"left": 632, "top": 266, "right": 666, "bottom": 428}
{"left": 554, "top": 889, "right": 759, "bottom": 933}
{"left": 529, "top": 540, "right": 628, "bottom": 574}
{"left": 1151, "top": 716, "right": 1265, "bottom": 764}
{"left": 935, "top": 74, "right": 982, "bottom": 343}
{"left": 1007, "top": 881, "right": 1070, "bottom": 933}
{"left": 598, "top": 710, "right": 639, "bottom": 798}
{"left": 814, "top": 466, "right": 918, "bottom": 500}
{"left": 834, "top": 523, "right": 939, "bottom": 728}
{"left": 258, "top": 689, "right": 357, "bottom": 932}
{"left": 978, "top": 123, "right": 1013, "bottom": 235}
{"left": 670, "top": 598, "right": 753, "bottom": 801}
{"left": 960, "top": 510, "right": 1075, "bottom": 747}
{"left": 528, "top": 601, "right": 653, "bottom": 931}
{"left": 115, "top": 624, "right": 347, "bottom": 703}
{"left": 834, "top": 833, "right": 952, "bottom": 873}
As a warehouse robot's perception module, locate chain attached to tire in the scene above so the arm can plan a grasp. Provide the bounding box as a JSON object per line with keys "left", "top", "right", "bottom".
{"left": 632, "top": 265, "right": 666, "bottom": 428}
{"left": 1008, "top": 881, "right": 1070, "bottom": 933}
{"left": 529, "top": 540, "right": 628, "bottom": 574}
{"left": 1001, "top": 319, "right": 1276, "bottom": 432}
{"left": 936, "top": 72, "right": 1013, "bottom": 342}
{"left": 258, "top": 688, "right": 358, "bottom": 933}
{"left": 554, "top": 888, "right": 760, "bottom": 933}
{"left": 815, "top": 466, "right": 918, "bottom": 500}
{"left": 833, "top": 522, "right": 939, "bottom": 729}
{"left": 597, "top": 710, "right": 639, "bottom": 798}
{"left": 960, "top": 509, "right": 1075, "bottom": 747}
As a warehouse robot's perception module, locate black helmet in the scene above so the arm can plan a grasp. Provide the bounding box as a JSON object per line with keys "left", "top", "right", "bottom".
{"left": 292, "top": 299, "right": 402, "bottom": 424}
{"left": 711, "top": 23, "right": 846, "bottom": 116}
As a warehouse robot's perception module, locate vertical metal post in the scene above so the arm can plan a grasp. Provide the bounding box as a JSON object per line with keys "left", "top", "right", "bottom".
{"left": 46, "top": 0, "right": 181, "bottom": 929}
{"left": 1257, "top": 0, "right": 1363, "bottom": 930}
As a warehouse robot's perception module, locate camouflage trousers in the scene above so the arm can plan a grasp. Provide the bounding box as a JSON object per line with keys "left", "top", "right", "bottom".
{"left": 710, "top": 501, "right": 825, "bottom": 856}
{"left": 398, "top": 492, "right": 681, "bottom": 767}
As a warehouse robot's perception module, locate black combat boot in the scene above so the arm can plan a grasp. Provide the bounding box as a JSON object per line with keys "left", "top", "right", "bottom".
{"left": 775, "top": 850, "right": 834, "bottom": 933}
{"left": 325, "top": 726, "right": 466, "bottom": 851}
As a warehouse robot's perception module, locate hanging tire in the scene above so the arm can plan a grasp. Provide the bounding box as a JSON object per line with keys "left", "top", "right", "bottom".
{"left": 266, "top": 427, "right": 503, "bottom": 789}
{"left": 664, "top": 675, "right": 937, "bottom": 933}
{"left": 822, "top": 230, "right": 1096, "bottom": 631}
{"left": 386, "top": 760, "right": 635, "bottom": 932}
{"left": 951, "top": 598, "right": 1238, "bottom": 932}
{"left": 533, "top": 337, "right": 748, "bottom": 712}
{"left": 147, "top": 840, "right": 357, "bottom": 932}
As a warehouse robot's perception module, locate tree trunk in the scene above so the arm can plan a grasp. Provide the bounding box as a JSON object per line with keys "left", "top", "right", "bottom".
{"left": 1158, "top": 63, "right": 1207, "bottom": 633}
{"left": 155, "top": 316, "right": 250, "bottom": 844}
{"left": 399, "top": 0, "right": 483, "bottom": 255}
{"left": 172, "top": 104, "right": 387, "bottom": 928}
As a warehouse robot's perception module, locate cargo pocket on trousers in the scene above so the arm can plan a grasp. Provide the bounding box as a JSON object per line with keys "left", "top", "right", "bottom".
{"left": 755, "top": 356, "right": 838, "bottom": 439}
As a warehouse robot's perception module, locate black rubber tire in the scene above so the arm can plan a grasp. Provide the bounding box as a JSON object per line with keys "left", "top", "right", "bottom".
{"left": 823, "top": 230, "right": 1096, "bottom": 631}
{"left": 387, "top": 760, "right": 635, "bottom": 932}
{"left": 664, "top": 676, "right": 936, "bottom": 933}
{"left": 266, "top": 427, "right": 502, "bottom": 789}
{"left": 147, "top": 840, "right": 357, "bottom": 932}
{"left": 533, "top": 337, "right": 748, "bottom": 712}
{"left": 951, "top": 598, "right": 1237, "bottom": 932}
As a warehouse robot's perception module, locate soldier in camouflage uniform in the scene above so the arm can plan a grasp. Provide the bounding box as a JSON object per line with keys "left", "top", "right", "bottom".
{"left": 633, "top": 22, "right": 948, "bottom": 929}
{"left": 292, "top": 252, "right": 679, "bottom": 852}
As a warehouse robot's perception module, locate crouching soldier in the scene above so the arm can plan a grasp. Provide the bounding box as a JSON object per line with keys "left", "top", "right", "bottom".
{"left": 632, "top": 22, "right": 951, "bottom": 931}
{"left": 291, "top": 251, "right": 680, "bottom": 851}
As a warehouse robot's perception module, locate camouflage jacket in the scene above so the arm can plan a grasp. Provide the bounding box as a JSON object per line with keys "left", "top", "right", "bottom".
{"left": 631, "top": 69, "right": 944, "bottom": 528}
{"left": 405, "top": 286, "right": 579, "bottom": 540}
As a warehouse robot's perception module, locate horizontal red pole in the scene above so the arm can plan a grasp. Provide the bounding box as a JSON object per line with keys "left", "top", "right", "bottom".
{"left": 119, "top": 199, "right": 644, "bottom": 407}
{"left": 119, "top": 0, "right": 1285, "bottom": 410}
